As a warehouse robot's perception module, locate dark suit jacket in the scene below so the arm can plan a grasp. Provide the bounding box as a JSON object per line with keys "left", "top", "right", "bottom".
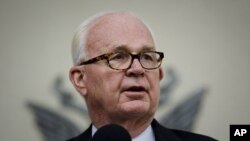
{"left": 67, "top": 119, "right": 217, "bottom": 141}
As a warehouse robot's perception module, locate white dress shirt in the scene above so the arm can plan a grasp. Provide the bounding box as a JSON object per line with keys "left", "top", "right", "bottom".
{"left": 132, "top": 125, "right": 155, "bottom": 141}
{"left": 92, "top": 125, "right": 155, "bottom": 141}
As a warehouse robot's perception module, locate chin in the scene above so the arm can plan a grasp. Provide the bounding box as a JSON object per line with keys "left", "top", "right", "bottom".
{"left": 121, "top": 101, "right": 151, "bottom": 117}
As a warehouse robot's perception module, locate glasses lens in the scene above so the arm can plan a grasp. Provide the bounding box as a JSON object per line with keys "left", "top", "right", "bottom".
{"left": 108, "top": 52, "right": 131, "bottom": 69}
{"left": 107, "top": 51, "right": 163, "bottom": 70}
{"left": 140, "top": 52, "right": 161, "bottom": 69}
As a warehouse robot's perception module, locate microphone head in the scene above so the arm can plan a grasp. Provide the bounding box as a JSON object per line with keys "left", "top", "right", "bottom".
{"left": 92, "top": 124, "right": 132, "bottom": 141}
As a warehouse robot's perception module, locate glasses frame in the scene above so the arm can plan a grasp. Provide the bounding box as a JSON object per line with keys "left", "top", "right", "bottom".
{"left": 78, "top": 51, "right": 164, "bottom": 70}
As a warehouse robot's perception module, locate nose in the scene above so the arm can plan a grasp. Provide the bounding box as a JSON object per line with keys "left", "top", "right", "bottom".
{"left": 125, "top": 58, "right": 145, "bottom": 77}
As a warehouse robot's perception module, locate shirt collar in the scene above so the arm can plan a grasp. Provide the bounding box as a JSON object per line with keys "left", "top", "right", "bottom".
{"left": 132, "top": 125, "right": 154, "bottom": 141}
{"left": 91, "top": 125, "right": 97, "bottom": 137}
{"left": 92, "top": 125, "right": 155, "bottom": 141}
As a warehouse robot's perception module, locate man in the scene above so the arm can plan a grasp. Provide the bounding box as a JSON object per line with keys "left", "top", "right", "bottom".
{"left": 68, "top": 11, "right": 216, "bottom": 141}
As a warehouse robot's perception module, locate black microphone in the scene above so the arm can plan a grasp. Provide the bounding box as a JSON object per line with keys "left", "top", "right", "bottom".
{"left": 92, "top": 124, "right": 132, "bottom": 141}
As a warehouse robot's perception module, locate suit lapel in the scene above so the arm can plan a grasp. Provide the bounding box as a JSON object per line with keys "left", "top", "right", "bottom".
{"left": 152, "top": 119, "right": 182, "bottom": 141}
{"left": 71, "top": 120, "right": 184, "bottom": 141}
{"left": 71, "top": 124, "right": 92, "bottom": 141}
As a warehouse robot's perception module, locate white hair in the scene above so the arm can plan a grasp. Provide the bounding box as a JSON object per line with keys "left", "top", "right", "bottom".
{"left": 71, "top": 11, "right": 156, "bottom": 65}
{"left": 71, "top": 12, "right": 105, "bottom": 65}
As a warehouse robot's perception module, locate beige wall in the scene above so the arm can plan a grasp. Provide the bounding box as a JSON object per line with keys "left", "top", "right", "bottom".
{"left": 1, "top": 0, "right": 250, "bottom": 141}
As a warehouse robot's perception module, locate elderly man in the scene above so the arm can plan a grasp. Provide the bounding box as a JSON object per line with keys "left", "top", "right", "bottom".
{"left": 68, "top": 11, "right": 216, "bottom": 141}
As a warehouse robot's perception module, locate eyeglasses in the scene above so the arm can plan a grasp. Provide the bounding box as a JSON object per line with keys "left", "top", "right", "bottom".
{"left": 78, "top": 51, "right": 164, "bottom": 70}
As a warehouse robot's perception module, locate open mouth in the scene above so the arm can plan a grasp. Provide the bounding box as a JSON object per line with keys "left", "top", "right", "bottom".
{"left": 123, "top": 86, "right": 147, "bottom": 93}
{"left": 121, "top": 86, "right": 148, "bottom": 100}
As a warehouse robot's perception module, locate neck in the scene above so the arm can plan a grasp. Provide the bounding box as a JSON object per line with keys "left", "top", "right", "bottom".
{"left": 90, "top": 111, "right": 154, "bottom": 138}
{"left": 87, "top": 98, "right": 156, "bottom": 138}
{"left": 121, "top": 117, "right": 153, "bottom": 138}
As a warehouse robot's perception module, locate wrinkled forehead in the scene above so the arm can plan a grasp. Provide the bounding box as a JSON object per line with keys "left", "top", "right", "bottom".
{"left": 86, "top": 13, "right": 155, "bottom": 56}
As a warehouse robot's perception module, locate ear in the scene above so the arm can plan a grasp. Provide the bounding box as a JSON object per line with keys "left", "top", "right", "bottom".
{"left": 159, "top": 67, "right": 164, "bottom": 81}
{"left": 69, "top": 66, "right": 87, "bottom": 96}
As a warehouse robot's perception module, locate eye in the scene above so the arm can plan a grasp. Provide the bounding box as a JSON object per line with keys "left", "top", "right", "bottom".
{"left": 109, "top": 52, "right": 129, "bottom": 61}
{"left": 141, "top": 53, "right": 155, "bottom": 61}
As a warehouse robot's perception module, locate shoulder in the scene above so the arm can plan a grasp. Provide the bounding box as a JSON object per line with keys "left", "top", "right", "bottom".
{"left": 151, "top": 119, "right": 217, "bottom": 141}
{"left": 170, "top": 129, "right": 218, "bottom": 141}
{"left": 66, "top": 125, "right": 92, "bottom": 141}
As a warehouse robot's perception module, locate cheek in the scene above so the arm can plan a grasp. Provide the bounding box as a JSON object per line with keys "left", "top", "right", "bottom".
{"left": 102, "top": 73, "right": 124, "bottom": 105}
{"left": 85, "top": 68, "right": 123, "bottom": 105}
{"left": 147, "top": 72, "right": 161, "bottom": 102}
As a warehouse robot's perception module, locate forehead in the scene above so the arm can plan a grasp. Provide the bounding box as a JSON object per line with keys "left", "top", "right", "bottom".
{"left": 86, "top": 13, "right": 155, "bottom": 55}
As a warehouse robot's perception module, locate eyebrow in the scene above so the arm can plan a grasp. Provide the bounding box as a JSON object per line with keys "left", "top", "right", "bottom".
{"left": 112, "top": 45, "right": 156, "bottom": 52}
